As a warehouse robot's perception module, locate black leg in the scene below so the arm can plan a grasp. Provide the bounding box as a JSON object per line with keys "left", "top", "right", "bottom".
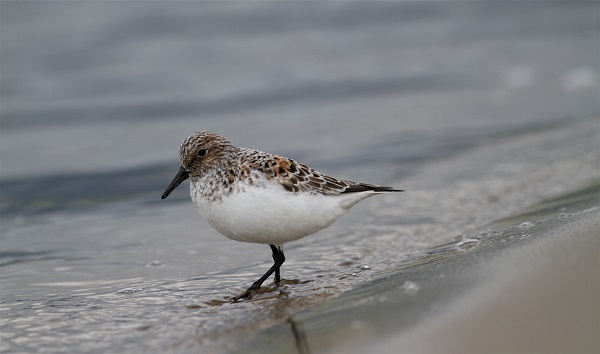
{"left": 270, "top": 244, "right": 284, "bottom": 284}
{"left": 230, "top": 245, "right": 285, "bottom": 302}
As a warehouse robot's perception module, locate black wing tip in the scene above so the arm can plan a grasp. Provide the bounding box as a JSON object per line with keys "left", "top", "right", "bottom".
{"left": 372, "top": 187, "right": 404, "bottom": 192}
{"left": 343, "top": 183, "right": 404, "bottom": 193}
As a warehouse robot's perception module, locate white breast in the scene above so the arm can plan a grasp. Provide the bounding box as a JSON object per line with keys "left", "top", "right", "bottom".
{"left": 189, "top": 180, "right": 377, "bottom": 245}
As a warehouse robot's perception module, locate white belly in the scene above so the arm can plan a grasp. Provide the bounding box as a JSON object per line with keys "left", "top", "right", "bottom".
{"left": 190, "top": 182, "right": 376, "bottom": 245}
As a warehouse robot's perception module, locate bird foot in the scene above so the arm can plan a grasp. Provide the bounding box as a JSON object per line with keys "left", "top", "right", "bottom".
{"left": 230, "top": 289, "right": 254, "bottom": 302}
{"left": 230, "top": 283, "right": 261, "bottom": 302}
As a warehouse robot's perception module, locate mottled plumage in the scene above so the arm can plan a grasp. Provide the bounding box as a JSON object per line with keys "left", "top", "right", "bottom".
{"left": 162, "top": 131, "right": 402, "bottom": 301}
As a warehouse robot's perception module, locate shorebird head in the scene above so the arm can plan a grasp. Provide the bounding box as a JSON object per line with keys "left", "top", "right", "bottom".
{"left": 161, "top": 131, "right": 236, "bottom": 199}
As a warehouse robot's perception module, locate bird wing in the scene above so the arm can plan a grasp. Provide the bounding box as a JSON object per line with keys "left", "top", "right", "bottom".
{"left": 241, "top": 149, "right": 401, "bottom": 195}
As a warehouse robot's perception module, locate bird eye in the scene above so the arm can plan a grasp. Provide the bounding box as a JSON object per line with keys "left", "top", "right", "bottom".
{"left": 197, "top": 149, "right": 207, "bottom": 157}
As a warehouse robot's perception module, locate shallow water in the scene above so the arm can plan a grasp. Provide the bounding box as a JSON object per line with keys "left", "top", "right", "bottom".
{"left": 1, "top": 2, "right": 599, "bottom": 353}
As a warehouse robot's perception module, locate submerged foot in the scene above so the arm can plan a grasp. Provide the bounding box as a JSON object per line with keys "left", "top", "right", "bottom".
{"left": 230, "top": 289, "right": 256, "bottom": 302}
{"left": 229, "top": 278, "right": 287, "bottom": 302}
{"left": 230, "top": 283, "right": 261, "bottom": 302}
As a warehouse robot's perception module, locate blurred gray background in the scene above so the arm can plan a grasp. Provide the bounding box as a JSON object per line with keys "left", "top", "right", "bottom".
{"left": 2, "top": 2, "right": 597, "bottom": 183}
{"left": 1, "top": 2, "right": 598, "bottom": 353}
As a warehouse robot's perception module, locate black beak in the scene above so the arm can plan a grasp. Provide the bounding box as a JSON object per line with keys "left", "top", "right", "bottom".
{"left": 161, "top": 166, "right": 189, "bottom": 199}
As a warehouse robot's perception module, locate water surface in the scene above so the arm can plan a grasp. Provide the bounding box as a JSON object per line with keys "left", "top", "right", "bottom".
{"left": 1, "top": 2, "right": 598, "bottom": 353}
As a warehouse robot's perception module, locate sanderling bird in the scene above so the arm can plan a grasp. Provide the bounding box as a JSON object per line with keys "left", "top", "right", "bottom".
{"left": 161, "top": 132, "right": 402, "bottom": 301}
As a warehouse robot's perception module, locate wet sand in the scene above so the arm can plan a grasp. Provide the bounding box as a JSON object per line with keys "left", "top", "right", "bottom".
{"left": 338, "top": 214, "right": 599, "bottom": 354}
